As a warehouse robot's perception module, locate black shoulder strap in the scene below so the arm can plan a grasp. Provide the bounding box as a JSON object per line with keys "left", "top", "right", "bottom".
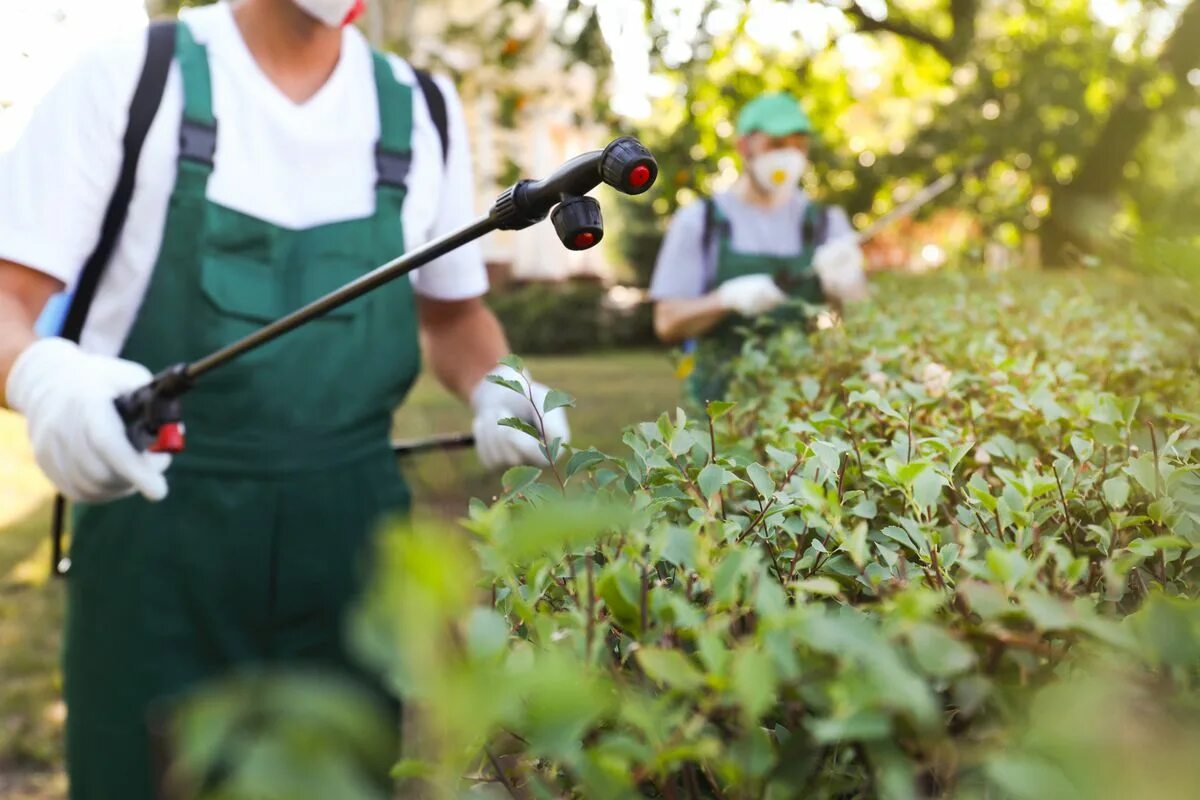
{"left": 701, "top": 197, "right": 724, "bottom": 290}
{"left": 413, "top": 68, "right": 449, "bottom": 166}
{"left": 60, "top": 21, "right": 177, "bottom": 342}
{"left": 802, "top": 202, "right": 831, "bottom": 250}
{"left": 701, "top": 197, "right": 717, "bottom": 254}
{"left": 52, "top": 20, "right": 176, "bottom": 579}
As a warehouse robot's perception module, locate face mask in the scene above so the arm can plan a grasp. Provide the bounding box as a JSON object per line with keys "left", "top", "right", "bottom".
{"left": 293, "top": 0, "right": 366, "bottom": 28}
{"left": 749, "top": 148, "right": 807, "bottom": 199}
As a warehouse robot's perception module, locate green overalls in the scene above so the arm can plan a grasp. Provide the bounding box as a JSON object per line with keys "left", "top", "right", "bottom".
{"left": 63, "top": 25, "right": 419, "bottom": 799}
{"left": 686, "top": 199, "right": 828, "bottom": 404}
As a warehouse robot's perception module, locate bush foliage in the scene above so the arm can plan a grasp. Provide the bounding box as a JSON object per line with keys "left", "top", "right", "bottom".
{"left": 487, "top": 281, "right": 657, "bottom": 355}
{"left": 175, "top": 270, "right": 1200, "bottom": 800}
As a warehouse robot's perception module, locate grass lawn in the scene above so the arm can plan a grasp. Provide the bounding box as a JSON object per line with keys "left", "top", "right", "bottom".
{"left": 0, "top": 349, "right": 678, "bottom": 797}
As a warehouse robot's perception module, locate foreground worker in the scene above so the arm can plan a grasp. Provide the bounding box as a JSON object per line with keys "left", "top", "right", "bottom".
{"left": 0, "top": 0, "right": 568, "bottom": 796}
{"left": 650, "top": 92, "right": 868, "bottom": 403}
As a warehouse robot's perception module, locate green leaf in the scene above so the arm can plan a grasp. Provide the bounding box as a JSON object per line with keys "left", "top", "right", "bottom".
{"left": 731, "top": 648, "right": 776, "bottom": 721}
{"left": 1126, "top": 455, "right": 1161, "bottom": 496}
{"left": 712, "top": 549, "right": 756, "bottom": 605}
{"left": 499, "top": 416, "right": 540, "bottom": 440}
{"left": 486, "top": 375, "right": 526, "bottom": 395}
{"left": 543, "top": 389, "right": 575, "bottom": 414}
{"left": 1103, "top": 475, "right": 1131, "bottom": 508}
{"left": 849, "top": 497, "right": 878, "bottom": 519}
{"left": 661, "top": 526, "right": 698, "bottom": 569}
{"left": 894, "top": 460, "right": 930, "bottom": 486}
{"left": 794, "top": 576, "right": 842, "bottom": 596}
{"left": 668, "top": 428, "right": 695, "bottom": 456}
{"left": 498, "top": 353, "right": 526, "bottom": 373}
{"left": 597, "top": 564, "right": 642, "bottom": 634}
{"left": 747, "top": 462, "right": 775, "bottom": 498}
{"left": 1070, "top": 435, "right": 1094, "bottom": 462}
{"left": 908, "top": 624, "right": 977, "bottom": 677}
{"left": 812, "top": 440, "right": 843, "bottom": 474}
{"left": 810, "top": 712, "right": 892, "bottom": 744}
{"left": 969, "top": 484, "right": 999, "bottom": 513}
{"left": 948, "top": 441, "right": 975, "bottom": 470}
{"left": 766, "top": 444, "right": 798, "bottom": 470}
{"left": 913, "top": 469, "right": 947, "bottom": 511}
{"left": 502, "top": 465, "right": 542, "bottom": 494}
{"left": 698, "top": 463, "right": 736, "bottom": 499}
{"left": 865, "top": 743, "right": 918, "bottom": 800}
{"left": 1020, "top": 592, "right": 1076, "bottom": 631}
{"left": 465, "top": 609, "right": 509, "bottom": 660}
{"left": 881, "top": 525, "right": 919, "bottom": 553}
{"left": 566, "top": 448, "right": 608, "bottom": 480}
{"left": 842, "top": 522, "right": 869, "bottom": 568}
{"left": 636, "top": 648, "right": 706, "bottom": 692}
{"left": 706, "top": 400, "right": 736, "bottom": 419}
{"left": 697, "top": 632, "right": 731, "bottom": 676}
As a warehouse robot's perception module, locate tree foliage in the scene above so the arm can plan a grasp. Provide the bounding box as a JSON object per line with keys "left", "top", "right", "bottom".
{"left": 608, "top": 0, "right": 1200, "bottom": 276}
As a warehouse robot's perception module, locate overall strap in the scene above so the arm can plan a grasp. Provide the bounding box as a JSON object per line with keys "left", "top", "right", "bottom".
{"left": 51, "top": 20, "right": 177, "bottom": 579}
{"left": 801, "top": 201, "right": 830, "bottom": 253}
{"left": 61, "top": 21, "right": 177, "bottom": 344}
{"left": 175, "top": 22, "right": 217, "bottom": 186}
{"left": 371, "top": 52, "right": 415, "bottom": 215}
{"left": 700, "top": 197, "right": 732, "bottom": 291}
{"left": 412, "top": 68, "right": 449, "bottom": 165}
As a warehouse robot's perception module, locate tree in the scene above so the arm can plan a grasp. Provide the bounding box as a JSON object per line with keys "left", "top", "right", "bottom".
{"left": 826, "top": 0, "right": 1200, "bottom": 262}
{"left": 605, "top": 0, "right": 1200, "bottom": 272}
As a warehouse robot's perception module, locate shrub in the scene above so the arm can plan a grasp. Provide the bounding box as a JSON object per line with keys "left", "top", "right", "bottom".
{"left": 175, "top": 270, "right": 1200, "bottom": 800}
{"left": 487, "top": 281, "right": 658, "bottom": 355}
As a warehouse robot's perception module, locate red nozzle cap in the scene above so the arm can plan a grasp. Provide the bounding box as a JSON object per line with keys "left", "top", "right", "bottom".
{"left": 629, "top": 164, "right": 652, "bottom": 189}
{"left": 150, "top": 422, "right": 186, "bottom": 454}
{"left": 573, "top": 231, "right": 597, "bottom": 249}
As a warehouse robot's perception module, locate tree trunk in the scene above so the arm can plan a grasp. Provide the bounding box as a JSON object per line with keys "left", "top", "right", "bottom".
{"left": 1043, "top": 0, "right": 1200, "bottom": 264}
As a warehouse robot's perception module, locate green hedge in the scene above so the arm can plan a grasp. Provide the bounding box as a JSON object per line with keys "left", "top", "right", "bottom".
{"left": 487, "top": 281, "right": 659, "bottom": 354}
{"left": 173, "top": 269, "right": 1200, "bottom": 800}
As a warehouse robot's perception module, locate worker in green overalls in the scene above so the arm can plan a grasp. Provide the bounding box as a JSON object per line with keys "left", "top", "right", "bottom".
{"left": 649, "top": 92, "right": 869, "bottom": 404}
{"left": 0, "top": 1, "right": 569, "bottom": 797}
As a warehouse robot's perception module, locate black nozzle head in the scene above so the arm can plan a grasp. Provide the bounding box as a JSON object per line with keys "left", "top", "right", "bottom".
{"left": 601, "top": 137, "right": 658, "bottom": 196}
{"left": 552, "top": 195, "right": 604, "bottom": 251}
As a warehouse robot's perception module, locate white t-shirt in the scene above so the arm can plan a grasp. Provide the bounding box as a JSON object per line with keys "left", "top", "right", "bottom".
{"left": 649, "top": 190, "right": 855, "bottom": 300}
{"left": 0, "top": 2, "right": 488, "bottom": 356}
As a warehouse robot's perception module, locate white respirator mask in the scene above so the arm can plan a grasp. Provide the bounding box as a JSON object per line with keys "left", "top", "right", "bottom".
{"left": 293, "top": 0, "right": 365, "bottom": 28}
{"left": 749, "top": 148, "right": 808, "bottom": 199}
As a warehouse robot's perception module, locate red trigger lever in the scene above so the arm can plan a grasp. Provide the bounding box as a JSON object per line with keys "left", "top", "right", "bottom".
{"left": 150, "top": 422, "right": 186, "bottom": 454}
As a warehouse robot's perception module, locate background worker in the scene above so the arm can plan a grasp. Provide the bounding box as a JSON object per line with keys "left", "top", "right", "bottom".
{"left": 0, "top": 0, "right": 568, "bottom": 796}
{"left": 649, "top": 91, "right": 868, "bottom": 403}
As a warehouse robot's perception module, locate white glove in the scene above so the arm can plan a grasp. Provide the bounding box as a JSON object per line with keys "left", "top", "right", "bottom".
{"left": 716, "top": 274, "right": 788, "bottom": 316}
{"left": 471, "top": 364, "right": 571, "bottom": 470}
{"left": 813, "top": 237, "right": 869, "bottom": 303}
{"left": 6, "top": 338, "right": 171, "bottom": 503}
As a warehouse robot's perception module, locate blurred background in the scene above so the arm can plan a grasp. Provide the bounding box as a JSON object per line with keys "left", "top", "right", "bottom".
{"left": 2, "top": 0, "right": 1199, "bottom": 796}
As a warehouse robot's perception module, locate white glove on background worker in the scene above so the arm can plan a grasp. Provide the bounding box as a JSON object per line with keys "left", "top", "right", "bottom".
{"left": 813, "top": 237, "right": 869, "bottom": 303}
{"left": 716, "top": 274, "right": 789, "bottom": 317}
{"left": 6, "top": 338, "right": 171, "bottom": 503}
{"left": 471, "top": 364, "right": 571, "bottom": 470}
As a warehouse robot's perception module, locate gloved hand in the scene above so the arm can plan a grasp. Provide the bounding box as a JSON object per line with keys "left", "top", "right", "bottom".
{"left": 716, "top": 274, "right": 788, "bottom": 316}
{"left": 6, "top": 338, "right": 171, "bottom": 503}
{"left": 471, "top": 364, "right": 571, "bottom": 470}
{"left": 813, "top": 237, "right": 869, "bottom": 303}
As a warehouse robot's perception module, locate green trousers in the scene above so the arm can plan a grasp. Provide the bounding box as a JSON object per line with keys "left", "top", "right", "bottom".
{"left": 65, "top": 455, "right": 408, "bottom": 799}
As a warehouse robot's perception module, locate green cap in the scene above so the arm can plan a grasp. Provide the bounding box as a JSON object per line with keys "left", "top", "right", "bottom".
{"left": 735, "top": 92, "right": 813, "bottom": 137}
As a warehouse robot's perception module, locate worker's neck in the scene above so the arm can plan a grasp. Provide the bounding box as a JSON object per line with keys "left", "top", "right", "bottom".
{"left": 232, "top": 0, "right": 344, "bottom": 105}
{"left": 734, "top": 175, "right": 790, "bottom": 210}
